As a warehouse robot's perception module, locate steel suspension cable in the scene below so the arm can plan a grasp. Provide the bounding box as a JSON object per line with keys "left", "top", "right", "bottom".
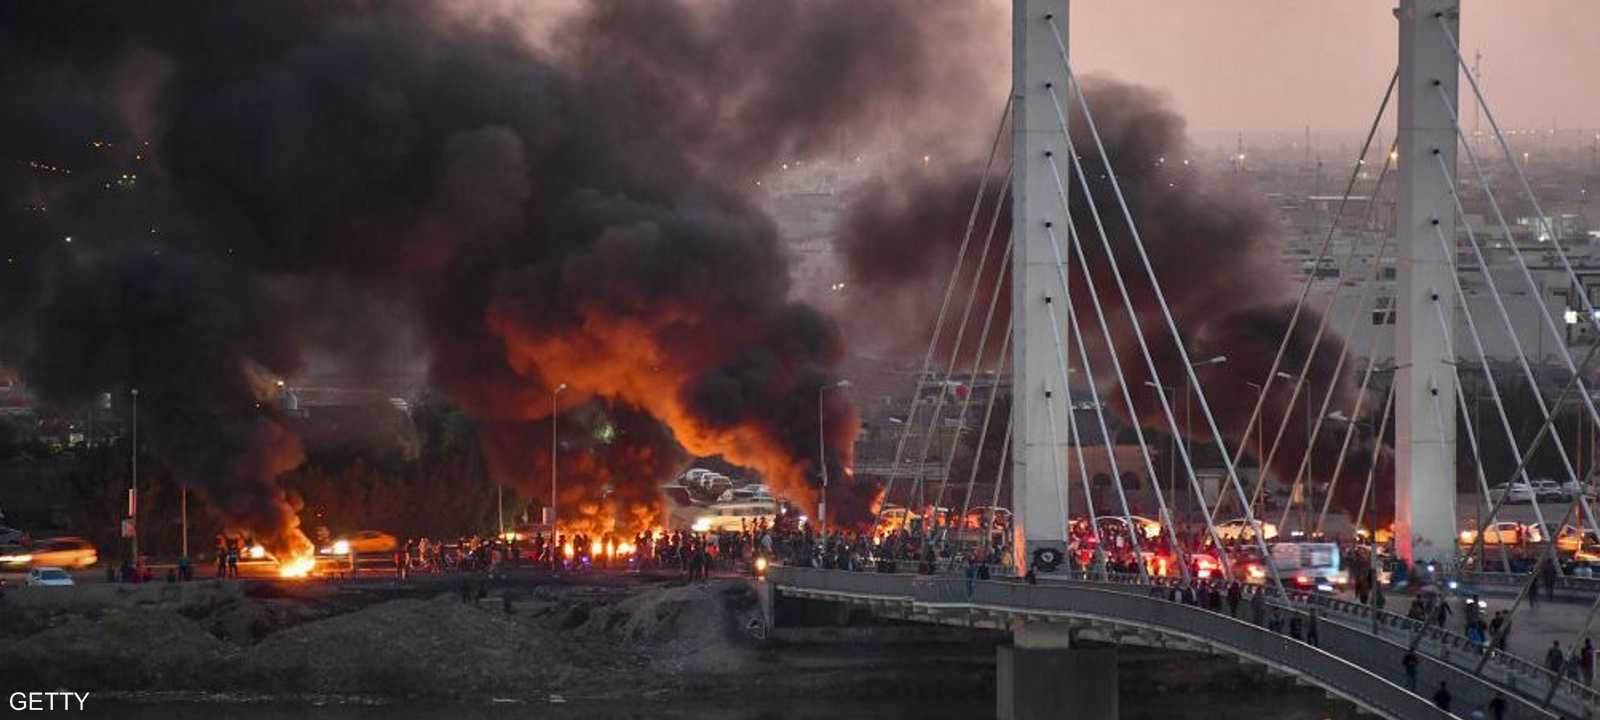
{"left": 929, "top": 177, "right": 1015, "bottom": 515}
{"left": 1353, "top": 383, "right": 1396, "bottom": 534}
{"left": 1046, "top": 41, "right": 1282, "bottom": 596}
{"left": 1061, "top": 356, "right": 1110, "bottom": 580}
{"left": 1432, "top": 85, "right": 1600, "bottom": 562}
{"left": 1054, "top": 222, "right": 1177, "bottom": 583}
{"left": 956, "top": 325, "right": 1014, "bottom": 550}
{"left": 1241, "top": 143, "right": 1400, "bottom": 525}
{"left": 1314, "top": 211, "right": 1400, "bottom": 535}
{"left": 1418, "top": 231, "right": 1523, "bottom": 572}
{"left": 1053, "top": 226, "right": 1150, "bottom": 582}
{"left": 1433, "top": 154, "right": 1585, "bottom": 573}
{"left": 1207, "top": 69, "right": 1399, "bottom": 522}
{"left": 875, "top": 97, "right": 1012, "bottom": 528}
{"left": 983, "top": 421, "right": 1015, "bottom": 560}
{"left": 905, "top": 160, "right": 1015, "bottom": 520}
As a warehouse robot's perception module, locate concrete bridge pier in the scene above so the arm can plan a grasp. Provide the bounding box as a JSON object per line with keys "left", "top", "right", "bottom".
{"left": 998, "top": 622, "right": 1117, "bottom": 720}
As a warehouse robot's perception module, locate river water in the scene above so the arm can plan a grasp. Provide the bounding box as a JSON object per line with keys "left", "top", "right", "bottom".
{"left": 84, "top": 696, "right": 995, "bottom": 720}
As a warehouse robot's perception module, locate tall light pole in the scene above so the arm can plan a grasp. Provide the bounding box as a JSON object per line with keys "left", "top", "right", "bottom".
{"left": 1144, "top": 381, "right": 1179, "bottom": 518}
{"left": 1189, "top": 356, "right": 1228, "bottom": 513}
{"left": 129, "top": 387, "right": 139, "bottom": 565}
{"left": 550, "top": 383, "right": 567, "bottom": 531}
{"left": 1145, "top": 355, "right": 1226, "bottom": 521}
{"left": 818, "top": 379, "right": 851, "bottom": 535}
{"left": 1245, "top": 381, "right": 1268, "bottom": 516}
{"left": 1275, "top": 370, "right": 1313, "bottom": 528}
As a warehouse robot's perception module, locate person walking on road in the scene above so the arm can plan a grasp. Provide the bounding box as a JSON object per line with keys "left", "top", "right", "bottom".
{"left": 1542, "top": 557, "right": 1558, "bottom": 603}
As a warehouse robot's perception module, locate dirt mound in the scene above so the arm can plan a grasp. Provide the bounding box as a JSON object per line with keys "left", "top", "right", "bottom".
{"left": 575, "top": 580, "right": 760, "bottom": 674}
{"left": 250, "top": 593, "right": 544, "bottom": 695}
{"left": 0, "top": 606, "right": 243, "bottom": 690}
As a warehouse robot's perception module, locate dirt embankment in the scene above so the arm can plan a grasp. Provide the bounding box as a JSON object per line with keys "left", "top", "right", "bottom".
{"left": 2, "top": 574, "right": 995, "bottom": 702}
{"left": 0, "top": 575, "right": 786, "bottom": 700}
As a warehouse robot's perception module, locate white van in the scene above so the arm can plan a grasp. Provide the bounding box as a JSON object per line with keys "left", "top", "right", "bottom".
{"left": 1269, "top": 542, "right": 1346, "bottom": 591}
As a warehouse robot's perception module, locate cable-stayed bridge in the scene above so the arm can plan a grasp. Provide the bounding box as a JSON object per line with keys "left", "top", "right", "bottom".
{"left": 775, "top": 1, "right": 1600, "bottom": 717}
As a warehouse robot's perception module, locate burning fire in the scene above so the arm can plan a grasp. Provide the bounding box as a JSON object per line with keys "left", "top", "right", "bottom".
{"left": 277, "top": 554, "right": 315, "bottom": 578}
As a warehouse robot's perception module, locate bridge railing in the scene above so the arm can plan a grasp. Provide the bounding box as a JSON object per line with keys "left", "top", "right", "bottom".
{"left": 1287, "top": 590, "right": 1600, "bottom": 716}
{"left": 770, "top": 566, "right": 1454, "bottom": 720}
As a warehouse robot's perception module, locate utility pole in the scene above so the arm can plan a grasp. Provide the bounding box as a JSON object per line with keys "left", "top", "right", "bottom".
{"left": 550, "top": 383, "right": 567, "bottom": 531}
{"left": 818, "top": 380, "right": 851, "bottom": 535}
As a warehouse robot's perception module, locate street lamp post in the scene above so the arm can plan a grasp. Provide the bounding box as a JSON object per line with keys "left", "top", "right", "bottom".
{"left": 129, "top": 387, "right": 139, "bottom": 565}
{"left": 818, "top": 379, "right": 851, "bottom": 536}
{"left": 1146, "top": 355, "right": 1226, "bottom": 522}
{"left": 1245, "top": 380, "right": 1268, "bottom": 516}
{"left": 551, "top": 383, "right": 568, "bottom": 532}
{"left": 1274, "top": 371, "right": 1312, "bottom": 525}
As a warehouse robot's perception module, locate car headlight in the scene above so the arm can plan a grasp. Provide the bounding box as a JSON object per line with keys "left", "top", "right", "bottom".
{"left": 0, "top": 554, "right": 32, "bottom": 564}
{"left": 332, "top": 540, "right": 350, "bottom": 555}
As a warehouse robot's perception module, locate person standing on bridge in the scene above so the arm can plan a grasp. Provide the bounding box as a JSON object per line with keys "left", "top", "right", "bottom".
{"left": 1432, "top": 681, "right": 1451, "bottom": 712}
{"left": 1402, "top": 649, "right": 1420, "bottom": 691}
{"left": 1547, "top": 640, "right": 1566, "bottom": 675}
{"left": 1582, "top": 637, "right": 1594, "bottom": 686}
{"left": 1305, "top": 608, "right": 1320, "bottom": 648}
{"left": 1250, "top": 588, "right": 1266, "bottom": 626}
{"left": 1541, "top": 557, "right": 1558, "bottom": 603}
{"left": 1226, "top": 580, "right": 1242, "bottom": 617}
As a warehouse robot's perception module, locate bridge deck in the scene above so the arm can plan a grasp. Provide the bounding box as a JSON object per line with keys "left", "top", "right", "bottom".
{"left": 768, "top": 567, "right": 1574, "bottom": 720}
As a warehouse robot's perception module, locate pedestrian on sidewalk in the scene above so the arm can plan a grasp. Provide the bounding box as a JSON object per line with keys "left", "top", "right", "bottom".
{"left": 1432, "top": 681, "right": 1451, "bottom": 712}
{"left": 1402, "top": 649, "right": 1420, "bottom": 691}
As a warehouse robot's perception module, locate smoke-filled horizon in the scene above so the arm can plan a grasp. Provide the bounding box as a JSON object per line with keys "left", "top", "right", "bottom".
{"left": 0, "top": 0, "right": 1008, "bottom": 552}
{"left": 838, "top": 78, "right": 1392, "bottom": 524}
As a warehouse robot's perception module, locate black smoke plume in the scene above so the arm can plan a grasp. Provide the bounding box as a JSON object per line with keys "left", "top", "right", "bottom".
{"left": 0, "top": 0, "right": 1005, "bottom": 544}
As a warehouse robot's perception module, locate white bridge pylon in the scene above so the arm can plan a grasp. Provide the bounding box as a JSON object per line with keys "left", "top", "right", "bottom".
{"left": 1006, "top": 0, "right": 1465, "bottom": 571}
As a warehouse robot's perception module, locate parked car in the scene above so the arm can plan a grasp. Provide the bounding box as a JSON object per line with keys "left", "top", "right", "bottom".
{"left": 1558, "top": 525, "right": 1600, "bottom": 553}
{"left": 1560, "top": 479, "right": 1598, "bottom": 500}
{"left": 1532, "top": 479, "right": 1569, "bottom": 503}
{"left": 27, "top": 537, "right": 97, "bottom": 568}
{"left": 1214, "top": 518, "right": 1279, "bottom": 542}
{"left": 1459, "top": 521, "right": 1524, "bottom": 546}
{"left": 321, "top": 530, "right": 397, "bottom": 556}
{"left": 25, "top": 566, "right": 74, "bottom": 587}
{"left": 1490, "top": 481, "right": 1535, "bottom": 505}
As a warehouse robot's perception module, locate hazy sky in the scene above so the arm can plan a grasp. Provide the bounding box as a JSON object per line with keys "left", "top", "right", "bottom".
{"left": 1066, "top": 0, "right": 1600, "bottom": 135}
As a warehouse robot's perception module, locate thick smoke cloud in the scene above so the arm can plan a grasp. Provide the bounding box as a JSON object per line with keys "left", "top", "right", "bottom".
{"left": 1, "top": 0, "right": 1004, "bottom": 546}
{"left": 839, "top": 79, "right": 1388, "bottom": 521}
